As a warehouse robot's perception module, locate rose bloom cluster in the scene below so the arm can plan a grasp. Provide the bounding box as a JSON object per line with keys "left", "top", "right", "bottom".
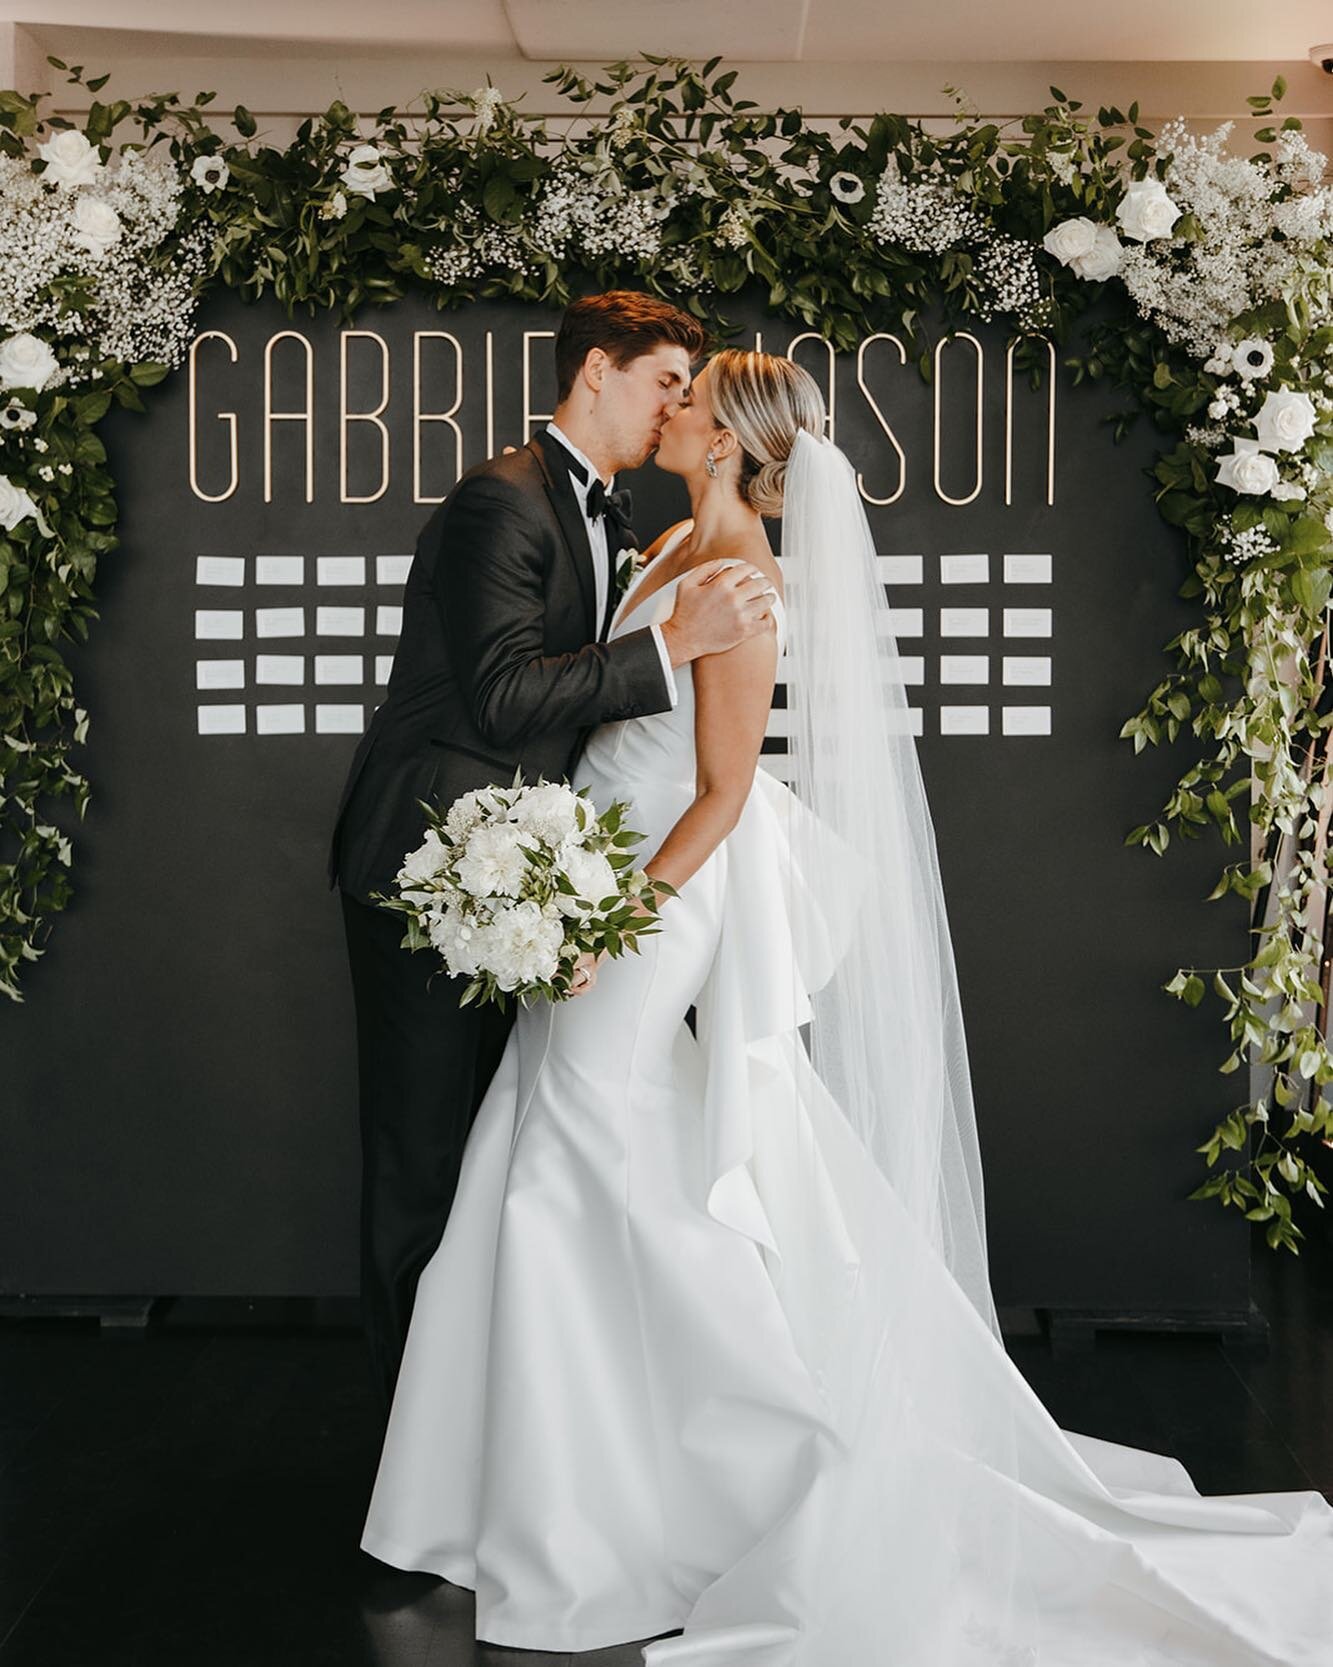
{"left": 388, "top": 779, "right": 659, "bottom": 1007}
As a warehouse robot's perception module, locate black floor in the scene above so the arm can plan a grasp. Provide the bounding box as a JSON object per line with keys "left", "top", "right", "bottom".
{"left": 2, "top": 1232, "right": 1331, "bottom": 1667}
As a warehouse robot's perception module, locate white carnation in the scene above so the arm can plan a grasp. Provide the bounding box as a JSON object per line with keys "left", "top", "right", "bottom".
{"left": 37, "top": 130, "right": 102, "bottom": 190}
{"left": 396, "top": 829, "right": 450, "bottom": 904}
{"left": 428, "top": 905, "right": 487, "bottom": 978}
{"left": 68, "top": 195, "right": 122, "bottom": 258}
{"left": 1115, "top": 178, "right": 1181, "bottom": 242}
{"left": 1252, "top": 390, "right": 1316, "bottom": 454}
{"left": 511, "top": 781, "right": 582, "bottom": 846}
{"left": 1214, "top": 437, "right": 1280, "bottom": 496}
{"left": 484, "top": 900, "right": 565, "bottom": 990}
{"left": 0, "top": 332, "right": 58, "bottom": 392}
{"left": 456, "top": 822, "right": 532, "bottom": 899}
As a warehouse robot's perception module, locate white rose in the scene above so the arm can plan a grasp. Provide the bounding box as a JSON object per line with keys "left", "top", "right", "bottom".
{"left": 1065, "top": 224, "right": 1123, "bottom": 282}
{"left": 511, "top": 781, "right": 582, "bottom": 846}
{"left": 556, "top": 847, "right": 619, "bottom": 918}
{"left": 37, "top": 129, "right": 102, "bottom": 190}
{"left": 190, "top": 154, "right": 230, "bottom": 194}
{"left": 0, "top": 333, "right": 59, "bottom": 393}
{"left": 68, "top": 195, "right": 122, "bottom": 258}
{"left": 1114, "top": 178, "right": 1181, "bottom": 242}
{"left": 456, "top": 822, "right": 532, "bottom": 899}
{"left": 1253, "top": 390, "right": 1317, "bottom": 454}
{"left": 0, "top": 475, "right": 39, "bottom": 531}
{"left": 340, "top": 144, "right": 393, "bottom": 198}
{"left": 1270, "top": 481, "right": 1308, "bottom": 502}
{"left": 484, "top": 900, "right": 564, "bottom": 990}
{"left": 1041, "top": 217, "right": 1098, "bottom": 265}
{"left": 1215, "top": 437, "right": 1280, "bottom": 496}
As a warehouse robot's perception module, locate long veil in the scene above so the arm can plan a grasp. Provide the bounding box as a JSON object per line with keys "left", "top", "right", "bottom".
{"left": 781, "top": 426, "right": 996, "bottom": 1334}
{"left": 734, "top": 425, "right": 1035, "bottom": 1664}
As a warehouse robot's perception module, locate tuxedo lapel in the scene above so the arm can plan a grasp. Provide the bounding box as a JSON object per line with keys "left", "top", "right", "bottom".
{"left": 528, "top": 432, "right": 597, "bottom": 641}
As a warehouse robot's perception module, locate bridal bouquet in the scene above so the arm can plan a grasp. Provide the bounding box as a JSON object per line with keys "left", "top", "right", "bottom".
{"left": 381, "top": 776, "right": 671, "bottom": 1009}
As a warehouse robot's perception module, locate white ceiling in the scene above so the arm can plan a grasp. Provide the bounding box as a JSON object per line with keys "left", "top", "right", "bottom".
{"left": 7, "top": 0, "right": 1333, "bottom": 63}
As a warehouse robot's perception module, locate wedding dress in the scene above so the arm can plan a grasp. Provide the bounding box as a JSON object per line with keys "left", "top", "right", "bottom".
{"left": 362, "top": 444, "right": 1333, "bottom": 1665}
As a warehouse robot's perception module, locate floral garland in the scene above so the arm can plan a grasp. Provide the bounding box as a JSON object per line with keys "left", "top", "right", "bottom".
{"left": 2, "top": 58, "right": 1331, "bottom": 1248}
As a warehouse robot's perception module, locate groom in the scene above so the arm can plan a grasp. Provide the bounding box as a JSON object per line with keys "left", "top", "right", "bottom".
{"left": 328, "top": 291, "right": 777, "bottom": 1410}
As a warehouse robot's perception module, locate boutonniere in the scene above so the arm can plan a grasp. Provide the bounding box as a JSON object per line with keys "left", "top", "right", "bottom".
{"left": 614, "top": 547, "right": 645, "bottom": 602}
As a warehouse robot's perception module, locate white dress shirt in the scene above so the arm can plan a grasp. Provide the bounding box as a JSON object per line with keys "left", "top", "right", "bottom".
{"left": 545, "top": 423, "right": 678, "bottom": 710}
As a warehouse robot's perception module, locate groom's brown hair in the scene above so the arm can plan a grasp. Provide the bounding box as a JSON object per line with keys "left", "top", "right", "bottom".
{"left": 554, "top": 291, "right": 706, "bottom": 402}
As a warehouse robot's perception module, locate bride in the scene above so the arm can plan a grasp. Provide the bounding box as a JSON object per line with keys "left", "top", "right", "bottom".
{"left": 361, "top": 349, "right": 1333, "bottom": 1664}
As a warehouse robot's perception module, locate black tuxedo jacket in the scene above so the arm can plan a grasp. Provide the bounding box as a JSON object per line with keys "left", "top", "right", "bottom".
{"left": 327, "top": 430, "right": 673, "bottom": 903}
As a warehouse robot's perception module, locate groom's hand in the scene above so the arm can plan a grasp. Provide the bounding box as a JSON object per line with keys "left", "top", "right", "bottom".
{"left": 660, "top": 562, "right": 777, "bottom": 666}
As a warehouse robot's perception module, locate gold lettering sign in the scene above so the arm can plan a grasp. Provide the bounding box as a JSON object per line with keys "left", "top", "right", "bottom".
{"left": 340, "top": 330, "right": 390, "bottom": 505}
{"left": 187, "top": 331, "right": 239, "bottom": 504}
{"left": 263, "top": 330, "right": 314, "bottom": 505}
{"left": 413, "top": 332, "right": 463, "bottom": 505}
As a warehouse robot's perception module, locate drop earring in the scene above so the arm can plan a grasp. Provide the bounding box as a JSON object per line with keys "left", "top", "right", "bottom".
{"left": 704, "top": 450, "right": 718, "bottom": 478}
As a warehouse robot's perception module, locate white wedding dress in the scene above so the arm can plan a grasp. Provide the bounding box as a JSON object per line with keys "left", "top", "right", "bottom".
{"left": 362, "top": 531, "right": 1333, "bottom": 1665}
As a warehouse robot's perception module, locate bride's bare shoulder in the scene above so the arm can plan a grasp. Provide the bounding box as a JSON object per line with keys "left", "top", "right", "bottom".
{"left": 639, "top": 519, "right": 693, "bottom": 566}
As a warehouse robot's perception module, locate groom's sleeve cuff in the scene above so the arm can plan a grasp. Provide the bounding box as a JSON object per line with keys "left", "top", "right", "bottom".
{"left": 650, "top": 623, "right": 679, "bottom": 710}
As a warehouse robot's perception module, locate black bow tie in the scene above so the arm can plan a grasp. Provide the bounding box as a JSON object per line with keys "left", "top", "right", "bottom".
{"left": 585, "top": 477, "right": 636, "bottom": 545}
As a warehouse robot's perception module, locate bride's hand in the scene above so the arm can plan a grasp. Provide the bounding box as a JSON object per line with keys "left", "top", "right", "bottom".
{"left": 568, "top": 950, "right": 603, "bottom": 999}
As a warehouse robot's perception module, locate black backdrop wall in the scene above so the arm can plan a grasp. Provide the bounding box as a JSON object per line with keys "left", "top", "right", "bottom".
{"left": 0, "top": 290, "right": 1248, "bottom": 1319}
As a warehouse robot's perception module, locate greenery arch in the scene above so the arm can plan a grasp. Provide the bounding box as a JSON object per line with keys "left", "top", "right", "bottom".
{"left": 2, "top": 55, "right": 1331, "bottom": 1247}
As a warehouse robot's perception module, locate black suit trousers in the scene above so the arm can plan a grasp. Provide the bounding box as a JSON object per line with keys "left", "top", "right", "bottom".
{"left": 340, "top": 891, "right": 514, "bottom": 1414}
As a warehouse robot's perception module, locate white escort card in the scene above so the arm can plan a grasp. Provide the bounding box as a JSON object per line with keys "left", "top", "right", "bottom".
{"left": 255, "top": 556, "right": 305, "bottom": 585}
{"left": 939, "top": 553, "right": 989, "bottom": 584}
{"left": 315, "top": 655, "right": 364, "bottom": 685}
{"left": 256, "top": 655, "right": 305, "bottom": 685}
{"left": 195, "top": 556, "right": 245, "bottom": 587}
{"left": 939, "top": 705, "right": 989, "bottom": 735}
{"left": 316, "top": 606, "right": 365, "bottom": 636}
{"left": 1003, "top": 655, "right": 1052, "bottom": 686}
{"left": 1003, "top": 553, "right": 1052, "bottom": 584}
{"left": 255, "top": 607, "right": 306, "bottom": 638}
{"left": 197, "top": 704, "right": 245, "bottom": 735}
{"left": 316, "top": 704, "right": 365, "bottom": 734}
{"left": 318, "top": 556, "right": 366, "bottom": 586}
{"left": 1003, "top": 705, "right": 1052, "bottom": 735}
{"left": 256, "top": 704, "right": 306, "bottom": 734}
{"left": 376, "top": 555, "right": 414, "bottom": 585}
{"left": 194, "top": 609, "right": 243, "bottom": 640}
{"left": 1003, "top": 607, "right": 1052, "bottom": 638}
{"left": 195, "top": 659, "right": 244, "bottom": 690}
{"left": 940, "top": 608, "right": 990, "bottom": 637}
{"left": 877, "top": 555, "right": 923, "bottom": 584}
{"left": 940, "top": 655, "right": 990, "bottom": 684}
{"left": 376, "top": 606, "right": 404, "bottom": 637}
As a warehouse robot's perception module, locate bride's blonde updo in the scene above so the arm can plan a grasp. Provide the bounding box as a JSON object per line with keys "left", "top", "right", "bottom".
{"left": 706, "top": 349, "right": 827, "bottom": 518}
